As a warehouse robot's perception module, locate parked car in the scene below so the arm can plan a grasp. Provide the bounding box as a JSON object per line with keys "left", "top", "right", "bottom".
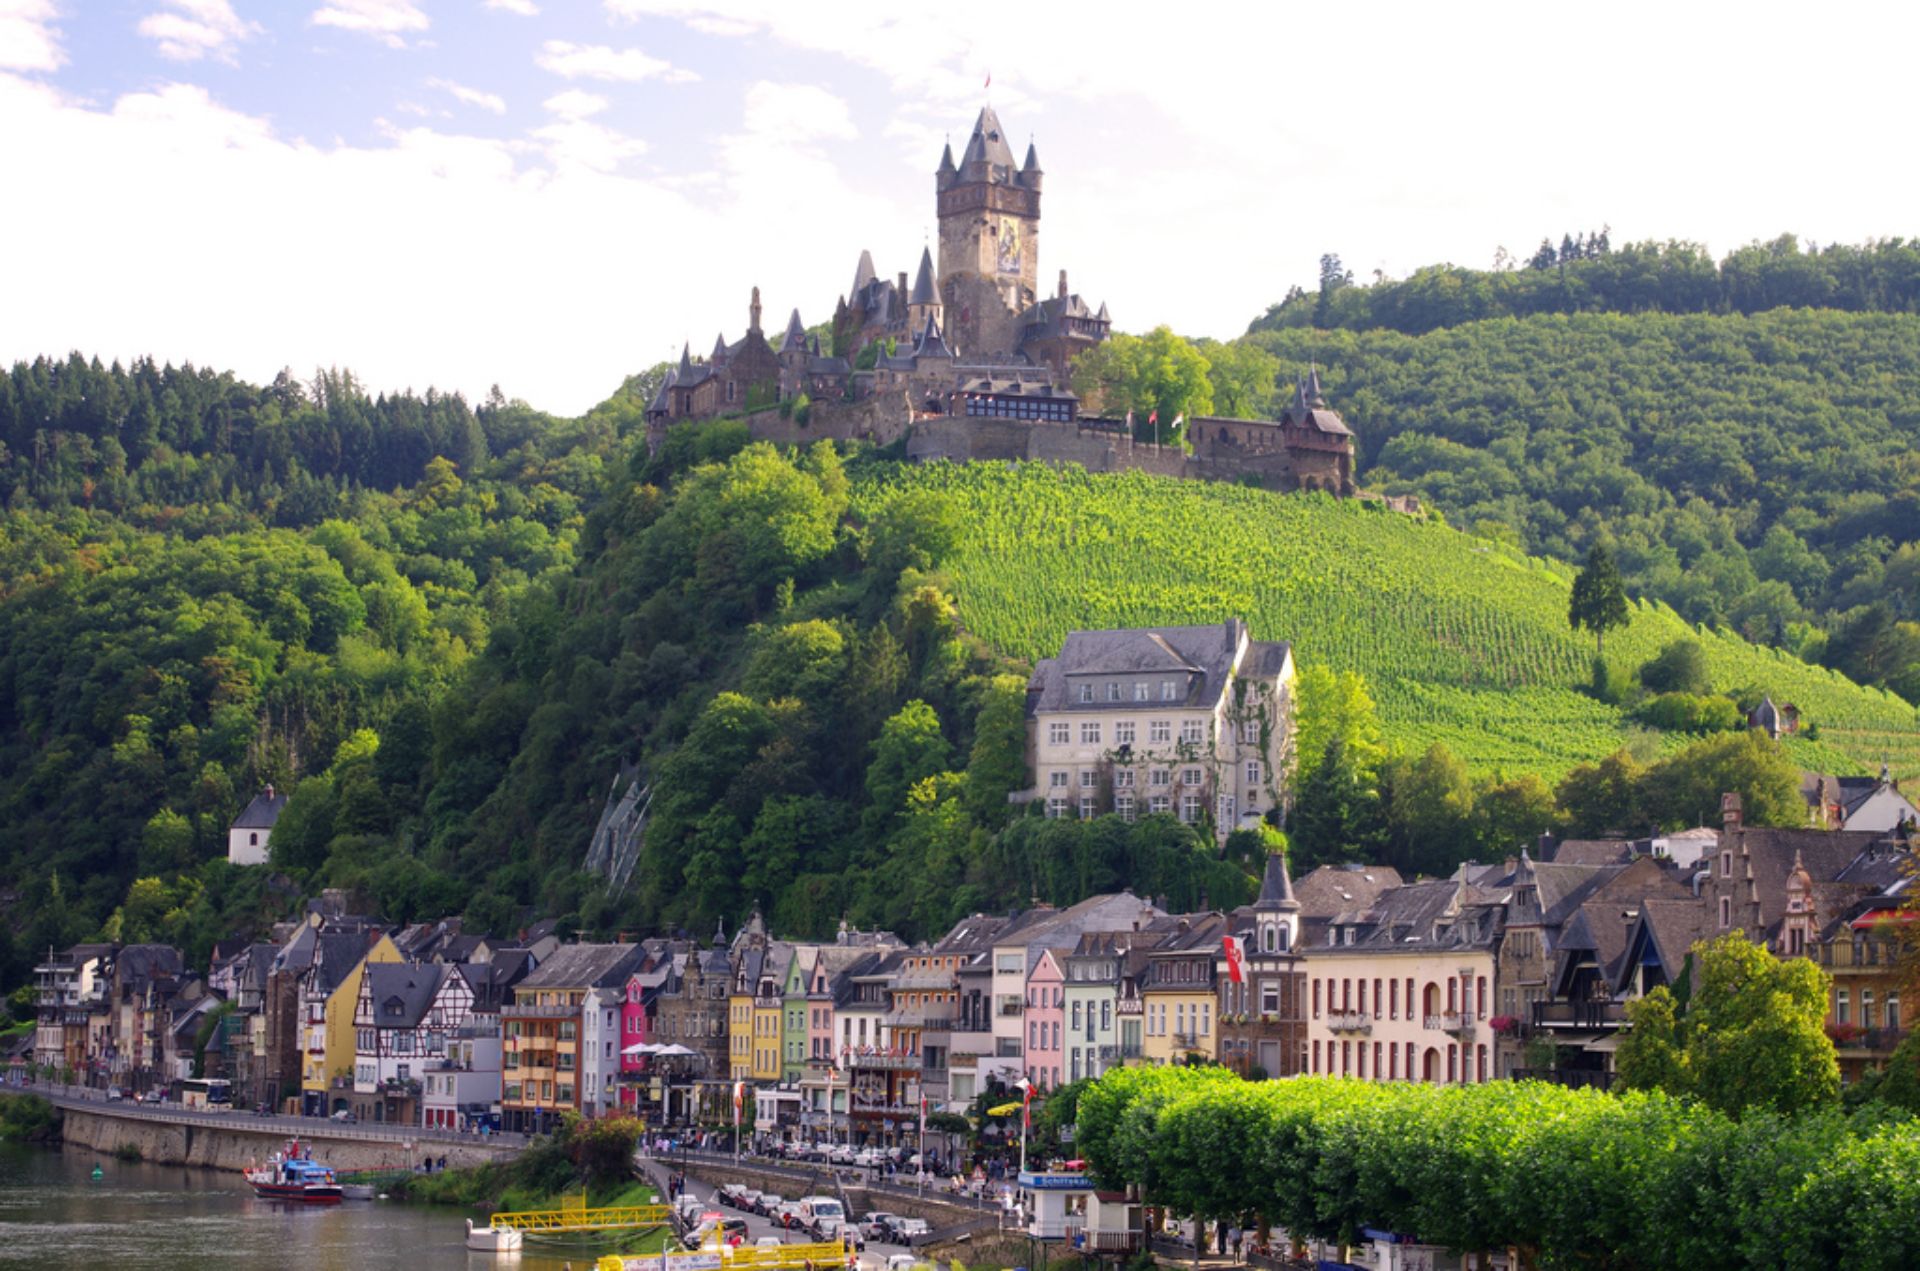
{"left": 861, "top": 1212, "right": 899, "bottom": 1241}
{"left": 331, "top": 1109, "right": 357, "bottom": 1123}
{"left": 755, "top": 1237, "right": 785, "bottom": 1250}
{"left": 891, "top": 1218, "right": 930, "bottom": 1244}
{"left": 105, "top": 1087, "right": 125, "bottom": 1102}
{"left": 755, "top": 1192, "right": 785, "bottom": 1217}
{"left": 773, "top": 1201, "right": 807, "bottom": 1229}
{"left": 140, "top": 1089, "right": 164, "bottom": 1104}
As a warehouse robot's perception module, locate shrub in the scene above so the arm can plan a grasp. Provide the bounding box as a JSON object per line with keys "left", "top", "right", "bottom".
{"left": 1633, "top": 691, "right": 1742, "bottom": 733}
{"left": 1639, "top": 638, "right": 1712, "bottom": 695}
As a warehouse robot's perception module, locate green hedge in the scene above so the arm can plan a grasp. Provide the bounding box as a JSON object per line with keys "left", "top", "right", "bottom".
{"left": 1075, "top": 1067, "right": 1920, "bottom": 1270}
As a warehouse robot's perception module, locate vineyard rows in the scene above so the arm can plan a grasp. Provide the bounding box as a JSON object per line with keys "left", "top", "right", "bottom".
{"left": 853, "top": 463, "right": 1920, "bottom": 779}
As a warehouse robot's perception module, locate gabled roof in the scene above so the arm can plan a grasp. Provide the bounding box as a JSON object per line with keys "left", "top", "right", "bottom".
{"left": 1027, "top": 620, "right": 1290, "bottom": 717}
{"left": 1291, "top": 864, "right": 1403, "bottom": 920}
{"left": 910, "top": 315, "right": 952, "bottom": 360}
{"left": 364, "top": 962, "right": 448, "bottom": 1030}
{"left": 232, "top": 786, "right": 288, "bottom": 831}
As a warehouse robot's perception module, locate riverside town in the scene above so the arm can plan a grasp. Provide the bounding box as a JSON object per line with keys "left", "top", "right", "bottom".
{"left": 5, "top": 8, "right": 1920, "bottom": 1271}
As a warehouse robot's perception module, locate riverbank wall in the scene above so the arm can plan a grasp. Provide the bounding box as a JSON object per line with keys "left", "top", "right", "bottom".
{"left": 60, "top": 1105, "right": 518, "bottom": 1172}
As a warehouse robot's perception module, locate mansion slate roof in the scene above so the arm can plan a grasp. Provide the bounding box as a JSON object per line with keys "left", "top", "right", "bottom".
{"left": 516, "top": 941, "right": 642, "bottom": 991}
{"left": 1026, "top": 619, "right": 1291, "bottom": 716}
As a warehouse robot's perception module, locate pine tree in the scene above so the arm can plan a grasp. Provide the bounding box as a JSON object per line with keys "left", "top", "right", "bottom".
{"left": 1569, "top": 544, "right": 1630, "bottom": 658}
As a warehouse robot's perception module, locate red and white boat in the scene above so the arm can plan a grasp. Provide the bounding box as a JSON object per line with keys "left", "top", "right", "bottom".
{"left": 244, "top": 1140, "right": 344, "bottom": 1203}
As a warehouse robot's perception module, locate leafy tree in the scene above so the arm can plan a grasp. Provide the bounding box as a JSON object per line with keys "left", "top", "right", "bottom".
{"left": 963, "top": 674, "right": 1030, "bottom": 828}
{"left": 1569, "top": 544, "right": 1630, "bottom": 658}
{"left": 1639, "top": 638, "right": 1712, "bottom": 695}
{"left": 1068, "top": 327, "right": 1214, "bottom": 445}
{"left": 1291, "top": 665, "right": 1384, "bottom": 789}
{"left": 1642, "top": 730, "right": 1805, "bottom": 829}
{"left": 1618, "top": 932, "right": 1839, "bottom": 1116}
{"left": 1289, "top": 737, "right": 1383, "bottom": 870}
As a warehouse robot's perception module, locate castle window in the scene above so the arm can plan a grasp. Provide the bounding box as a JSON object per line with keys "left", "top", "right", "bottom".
{"left": 1079, "top": 796, "right": 1096, "bottom": 820}
{"left": 1049, "top": 772, "right": 1068, "bottom": 789}
{"left": 1179, "top": 793, "right": 1201, "bottom": 824}
{"left": 1150, "top": 769, "right": 1170, "bottom": 788}
{"left": 1719, "top": 896, "right": 1731, "bottom": 929}
{"left": 1181, "top": 768, "right": 1203, "bottom": 785}
{"left": 1150, "top": 794, "right": 1170, "bottom": 815}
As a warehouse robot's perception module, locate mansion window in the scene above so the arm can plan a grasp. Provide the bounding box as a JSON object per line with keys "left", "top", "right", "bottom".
{"left": 1107, "top": 682, "right": 1121, "bottom": 702}
{"left": 1081, "top": 722, "right": 1102, "bottom": 744}
{"left": 1149, "top": 720, "right": 1172, "bottom": 744}
{"left": 1246, "top": 761, "right": 1262, "bottom": 785}
{"left": 1050, "top": 771, "right": 1069, "bottom": 788}
{"left": 1081, "top": 770, "right": 1098, "bottom": 789}
{"left": 1179, "top": 793, "right": 1202, "bottom": 823}
{"left": 1150, "top": 769, "right": 1171, "bottom": 788}
{"left": 1048, "top": 797, "right": 1066, "bottom": 819}
{"left": 1115, "top": 721, "right": 1136, "bottom": 745}
{"left": 1180, "top": 719, "right": 1205, "bottom": 744}
{"left": 1113, "top": 769, "right": 1135, "bottom": 788}
{"left": 1161, "top": 680, "right": 1178, "bottom": 701}
{"left": 1079, "top": 796, "right": 1096, "bottom": 819}
{"left": 1049, "top": 722, "right": 1070, "bottom": 745}
{"left": 1080, "top": 684, "right": 1094, "bottom": 703}
{"left": 1150, "top": 794, "right": 1171, "bottom": 815}
{"left": 1181, "top": 767, "right": 1203, "bottom": 785}
{"left": 1218, "top": 794, "right": 1235, "bottom": 823}
{"left": 1116, "top": 793, "right": 1136, "bottom": 821}
{"left": 1134, "top": 682, "right": 1150, "bottom": 702}
{"left": 1239, "top": 720, "right": 1260, "bottom": 745}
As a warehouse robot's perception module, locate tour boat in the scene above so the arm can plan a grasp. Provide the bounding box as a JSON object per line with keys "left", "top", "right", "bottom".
{"left": 244, "top": 1140, "right": 344, "bottom": 1203}
{"left": 465, "top": 1217, "right": 524, "bottom": 1252}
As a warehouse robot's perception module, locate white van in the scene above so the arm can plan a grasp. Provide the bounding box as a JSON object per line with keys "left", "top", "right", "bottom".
{"left": 798, "top": 1195, "right": 845, "bottom": 1235}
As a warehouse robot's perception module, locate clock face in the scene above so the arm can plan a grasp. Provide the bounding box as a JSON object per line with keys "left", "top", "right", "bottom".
{"left": 996, "top": 217, "right": 1022, "bottom": 274}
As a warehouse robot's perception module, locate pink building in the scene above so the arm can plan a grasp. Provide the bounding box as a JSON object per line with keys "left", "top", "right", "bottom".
{"left": 805, "top": 951, "right": 837, "bottom": 1066}
{"left": 1025, "top": 949, "right": 1066, "bottom": 1089}
{"left": 618, "top": 972, "right": 650, "bottom": 1109}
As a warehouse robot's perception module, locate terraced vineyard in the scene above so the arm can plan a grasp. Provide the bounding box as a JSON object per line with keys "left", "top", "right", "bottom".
{"left": 854, "top": 463, "right": 1920, "bottom": 780}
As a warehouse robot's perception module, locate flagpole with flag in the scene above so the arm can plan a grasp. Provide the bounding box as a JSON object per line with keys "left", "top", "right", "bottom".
{"left": 917, "top": 1093, "right": 927, "bottom": 1197}
{"left": 733, "top": 1079, "right": 743, "bottom": 1167}
{"left": 1014, "top": 1077, "right": 1035, "bottom": 1175}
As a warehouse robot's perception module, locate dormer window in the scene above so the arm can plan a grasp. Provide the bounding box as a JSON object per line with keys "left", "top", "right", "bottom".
{"left": 1079, "top": 683, "right": 1093, "bottom": 703}
{"left": 1107, "top": 682, "right": 1121, "bottom": 701}
{"left": 1160, "top": 680, "right": 1177, "bottom": 701}
{"left": 1342, "top": 927, "right": 1355, "bottom": 946}
{"left": 1134, "top": 682, "right": 1149, "bottom": 702}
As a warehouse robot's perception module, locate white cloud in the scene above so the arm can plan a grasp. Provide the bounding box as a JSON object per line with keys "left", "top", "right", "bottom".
{"left": 310, "top": 0, "right": 428, "bottom": 48}
{"left": 138, "top": 0, "right": 261, "bottom": 64}
{"left": 542, "top": 88, "right": 608, "bottom": 119}
{"left": 484, "top": 0, "right": 537, "bottom": 13}
{"left": 736, "top": 80, "right": 853, "bottom": 147}
{"left": 428, "top": 76, "right": 505, "bottom": 114}
{"left": 535, "top": 39, "right": 696, "bottom": 84}
{"left": 0, "top": 0, "right": 63, "bottom": 72}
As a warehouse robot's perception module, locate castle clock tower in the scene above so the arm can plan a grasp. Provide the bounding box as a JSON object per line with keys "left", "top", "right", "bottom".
{"left": 936, "top": 106, "right": 1042, "bottom": 357}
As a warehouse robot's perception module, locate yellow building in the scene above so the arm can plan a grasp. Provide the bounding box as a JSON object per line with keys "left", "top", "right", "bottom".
{"left": 300, "top": 930, "right": 400, "bottom": 1111}
{"left": 1140, "top": 918, "right": 1224, "bottom": 1067}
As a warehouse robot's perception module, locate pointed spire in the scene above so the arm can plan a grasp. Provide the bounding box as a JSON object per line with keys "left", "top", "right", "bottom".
{"left": 782, "top": 308, "right": 806, "bottom": 353}
{"left": 1305, "top": 362, "right": 1325, "bottom": 404}
{"left": 711, "top": 333, "right": 729, "bottom": 362}
{"left": 852, "top": 249, "right": 878, "bottom": 296}
{"left": 937, "top": 140, "right": 956, "bottom": 174}
{"left": 1022, "top": 140, "right": 1041, "bottom": 172}
{"left": 677, "top": 342, "right": 693, "bottom": 375}
{"left": 713, "top": 916, "right": 726, "bottom": 948}
{"left": 910, "top": 246, "right": 938, "bottom": 305}
{"left": 1256, "top": 850, "right": 1298, "bottom": 911}
{"left": 1095, "top": 301, "right": 1110, "bottom": 322}
{"left": 912, "top": 313, "right": 951, "bottom": 360}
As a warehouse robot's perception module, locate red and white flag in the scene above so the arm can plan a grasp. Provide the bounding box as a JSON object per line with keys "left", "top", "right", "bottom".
{"left": 1148, "top": 409, "right": 1159, "bottom": 427}
{"left": 1222, "top": 934, "right": 1246, "bottom": 985}
{"left": 1171, "top": 413, "right": 1186, "bottom": 430}
{"left": 984, "top": 71, "right": 991, "bottom": 90}
{"left": 1014, "top": 1076, "right": 1036, "bottom": 1129}
{"left": 733, "top": 1080, "right": 745, "bottom": 1118}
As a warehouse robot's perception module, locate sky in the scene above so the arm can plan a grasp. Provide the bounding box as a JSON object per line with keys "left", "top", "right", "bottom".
{"left": 2, "top": 2, "right": 1917, "bottom": 417}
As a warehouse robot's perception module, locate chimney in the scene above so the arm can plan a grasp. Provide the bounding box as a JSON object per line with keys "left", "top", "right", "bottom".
{"left": 749, "top": 285, "right": 762, "bottom": 334}
{"left": 898, "top": 271, "right": 909, "bottom": 299}
{"left": 1720, "top": 791, "right": 1743, "bottom": 832}
{"left": 1536, "top": 831, "right": 1554, "bottom": 858}
{"left": 1058, "top": 269, "right": 1068, "bottom": 299}
{"left": 263, "top": 782, "right": 276, "bottom": 800}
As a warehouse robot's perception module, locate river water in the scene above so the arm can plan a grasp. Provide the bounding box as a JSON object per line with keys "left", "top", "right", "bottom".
{"left": 0, "top": 1142, "right": 622, "bottom": 1271}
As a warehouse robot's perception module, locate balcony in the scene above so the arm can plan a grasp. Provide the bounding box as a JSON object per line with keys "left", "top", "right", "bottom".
{"left": 1423, "top": 1012, "right": 1478, "bottom": 1035}
{"left": 1530, "top": 1001, "right": 1625, "bottom": 1031}
{"left": 1830, "top": 1025, "right": 1909, "bottom": 1054}
{"left": 1325, "top": 1012, "right": 1372, "bottom": 1034}
{"left": 1514, "top": 1067, "right": 1614, "bottom": 1091}
{"left": 1170, "top": 1031, "right": 1203, "bottom": 1050}
{"left": 845, "top": 1051, "right": 921, "bottom": 1071}
{"left": 997, "top": 1001, "right": 1024, "bottom": 1018}
{"left": 501, "top": 1003, "right": 581, "bottom": 1019}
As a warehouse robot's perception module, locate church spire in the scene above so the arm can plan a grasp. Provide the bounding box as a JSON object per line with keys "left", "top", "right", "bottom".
{"left": 782, "top": 308, "right": 807, "bottom": 354}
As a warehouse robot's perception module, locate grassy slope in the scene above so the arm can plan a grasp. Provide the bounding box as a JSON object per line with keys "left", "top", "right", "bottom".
{"left": 854, "top": 462, "right": 1919, "bottom": 781}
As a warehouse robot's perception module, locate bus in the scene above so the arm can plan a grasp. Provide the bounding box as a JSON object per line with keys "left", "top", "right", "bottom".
{"left": 179, "top": 1078, "right": 233, "bottom": 1111}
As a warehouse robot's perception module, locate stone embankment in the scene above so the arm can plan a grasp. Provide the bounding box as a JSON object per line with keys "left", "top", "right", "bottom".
{"left": 57, "top": 1101, "right": 518, "bottom": 1172}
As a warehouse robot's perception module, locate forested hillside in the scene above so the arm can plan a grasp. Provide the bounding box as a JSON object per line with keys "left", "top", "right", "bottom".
{"left": 1229, "top": 238, "right": 1920, "bottom": 703}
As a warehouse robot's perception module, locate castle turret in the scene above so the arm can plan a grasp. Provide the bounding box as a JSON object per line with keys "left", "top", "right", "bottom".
{"left": 907, "top": 245, "right": 942, "bottom": 335}
{"left": 710, "top": 333, "right": 729, "bottom": 365}
{"left": 1022, "top": 140, "right": 1043, "bottom": 193}
{"left": 851, "top": 249, "right": 878, "bottom": 298}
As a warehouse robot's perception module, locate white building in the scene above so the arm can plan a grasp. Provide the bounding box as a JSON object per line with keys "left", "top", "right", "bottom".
{"left": 580, "top": 985, "right": 623, "bottom": 1119}
{"left": 422, "top": 1014, "right": 503, "bottom": 1132}
{"left": 227, "top": 785, "right": 289, "bottom": 866}
{"left": 1024, "top": 620, "right": 1294, "bottom": 844}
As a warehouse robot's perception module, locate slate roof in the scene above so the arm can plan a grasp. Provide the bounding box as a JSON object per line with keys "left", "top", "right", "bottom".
{"left": 1026, "top": 619, "right": 1291, "bottom": 717}
{"left": 1300, "top": 879, "right": 1502, "bottom": 957}
{"left": 1255, "top": 852, "right": 1298, "bottom": 911}
{"left": 959, "top": 105, "right": 1018, "bottom": 172}
{"left": 910, "top": 247, "right": 938, "bottom": 305}
{"left": 232, "top": 786, "right": 289, "bottom": 831}
{"left": 781, "top": 309, "right": 808, "bottom": 353}
{"left": 1292, "top": 864, "right": 1403, "bottom": 922}
{"left": 852, "top": 249, "right": 878, "bottom": 296}
{"left": 365, "top": 962, "right": 448, "bottom": 1029}
{"left": 1546, "top": 839, "right": 1637, "bottom": 866}
{"left": 515, "top": 941, "right": 643, "bottom": 991}
{"left": 910, "top": 315, "right": 953, "bottom": 360}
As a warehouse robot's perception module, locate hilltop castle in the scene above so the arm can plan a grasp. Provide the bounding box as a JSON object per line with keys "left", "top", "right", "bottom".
{"left": 646, "top": 106, "right": 1360, "bottom": 499}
